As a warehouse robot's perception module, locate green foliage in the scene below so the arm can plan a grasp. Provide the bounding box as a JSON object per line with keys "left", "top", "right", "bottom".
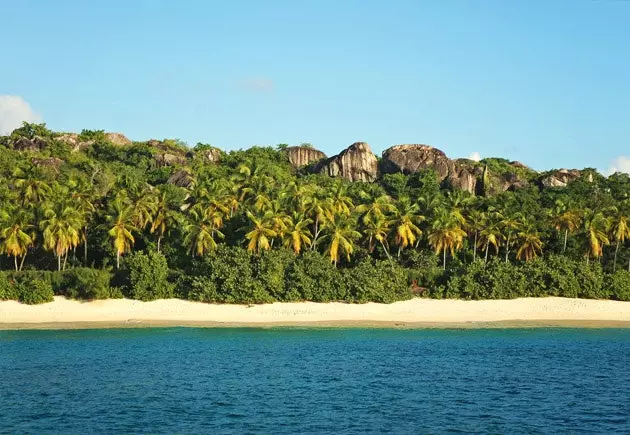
{"left": 56, "top": 268, "right": 113, "bottom": 300}
{"left": 285, "top": 251, "right": 347, "bottom": 302}
{"left": 446, "top": 259, "right": 526, "bottom": 300}
{"left": 604, "top": 270, "right": 630, "bottom": 301}
{"left": 125, "top": 251, "right": 174, "bottom": 301}
{"left": 0, "top": 273, "right": 18, "bottom": 300}
{"left": 343, "top": 259, "right": 411, "bottom": 303}
{"left": 17, "top": 279, "right": 55, "bottom": 305}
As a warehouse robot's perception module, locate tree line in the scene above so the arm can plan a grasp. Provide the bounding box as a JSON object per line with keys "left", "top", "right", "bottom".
{"left": 1, "top": 123, "right": 630, "bottom": 303}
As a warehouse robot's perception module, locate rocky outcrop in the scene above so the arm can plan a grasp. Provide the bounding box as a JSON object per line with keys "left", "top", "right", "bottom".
{"left": 13, "top": 136, "right": 48, "bottom": 152}
{"left": 315, "top": 142, "right": 378, "bottom": 182}
{"left": 382, "top": 145, "right": 483, "bottom": 193}
{"left": 540, "top": 169, "right": 588, "bottom": 188}
{"left": 167, "top": 169, "right": 195, "bottom": 188}
{"left": 57, "top": 132, "right": 132, "bottom": 151}
{"left": 285, "top": 146, "right": 326, "bottom": 168}
{"left": 32, "top": 157, "right": 64, "bottom": 171}
{"left": 197, "top": 148, "right": 221, "bottom": 163}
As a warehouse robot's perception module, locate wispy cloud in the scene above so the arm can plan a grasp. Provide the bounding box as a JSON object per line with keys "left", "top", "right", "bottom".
{"left": 0, "top": 95, "right": 42, "bottom": 135}
{"left": 467, "top": 151, "right": 481, "bottom": 162}
{"left": 602, "top": 156, "right": 630, "bottom": 176}
{"left": 239, "top": 77, "right": 275, "bottom": 93}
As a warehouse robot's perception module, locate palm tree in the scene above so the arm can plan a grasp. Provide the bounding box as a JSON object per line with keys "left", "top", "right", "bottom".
{"left": 356, "top": 194, "right": 395, "bottom": 225}
{"left": 150, "top": 188, "right": 182, "bottom": 253}
{"left": 245, "top": 211, "right": 277, "bottom": 255}
{"left": 582, "top": 209, "right": 610, "bottom": 263}
{"left": 106, "top": 195, "right": 137, "bottom": 269}
{"left": 40, "top": 201, "right": 83, "bottom": 271}
{"left": 550, "top": 200, "right": 581, "bottom": 253}
{"left": 465, "top": 208, "right": 486, "bottom": 262}
{"left": 303, "top": 192, "right": 330, "bottom": 250}
{"left": 329, "top": 183, "right": 354, "bottom": 216}
{"left": 12, "top": 167, "right": 51, "bottom": 207}
{"left": 479, "top": 211, "right": 502, "bottom": 262}
{"left": 499, "top": 209, "right": 522, "bottom": 263}
{"left": 0, "top": 209, "right": 34, "bottom": 271}
{"left": 608, "top": 205, "right": 630, "bottom": 271}
{"left": 321, "top": 214, "right": 361, "bottom": 266}
{"left": 362, "top": 215, "right": 393, "bottom": 261}
{"left": 391, "top": 197, "right": 424, "bottom": 256}
{"left": 428, "top": 208, "right": 467, "bottom": 269}
{"left": 184, "top": 207, "right": 224, "bottom": 257}
{"left": 68, "top": 178, "right": 97, "bottom": 266}
{"left": 516, "top": 223, "right": 543, "bottom": 262}
{"left": 282, "top": 213, "right": 312, "bottom": 255}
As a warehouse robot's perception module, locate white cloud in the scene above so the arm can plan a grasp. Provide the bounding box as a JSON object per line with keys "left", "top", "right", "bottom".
{"left": 239, "top": 77, "right": 275, "bottom": 93}
{"left": 467, "top": 151, "right": 481, "bottom": 162}
{"left": 602, "top": 156, "right": 630, "bottom": 176}
{"left": 0, "top": 95, "right": 42, "bottom": 135}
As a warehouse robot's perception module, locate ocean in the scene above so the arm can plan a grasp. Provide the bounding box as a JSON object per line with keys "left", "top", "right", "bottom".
{"left": 1, "top": 328, "right": 629, "bottom": 434}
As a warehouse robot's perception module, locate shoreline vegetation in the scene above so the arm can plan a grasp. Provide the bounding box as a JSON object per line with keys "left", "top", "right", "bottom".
{"left": 1, "top": 123, "right": 630, "bottom": 308}
{"left": 1, "top": 297, "right": 630, "bottom": 330}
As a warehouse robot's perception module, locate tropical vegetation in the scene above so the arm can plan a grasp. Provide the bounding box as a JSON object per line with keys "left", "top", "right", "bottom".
{"left": 1, "top": 123, "right": 630, "bottom": 304}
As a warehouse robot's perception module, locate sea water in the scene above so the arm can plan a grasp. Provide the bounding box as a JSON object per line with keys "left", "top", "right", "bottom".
{"left": 0, "top": 328, "right": 629, "bottom": 434}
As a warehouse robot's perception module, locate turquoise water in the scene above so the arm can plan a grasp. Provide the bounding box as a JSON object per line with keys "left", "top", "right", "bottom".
{"left": 1, "top": 328, "right": 629, "bottom": 434}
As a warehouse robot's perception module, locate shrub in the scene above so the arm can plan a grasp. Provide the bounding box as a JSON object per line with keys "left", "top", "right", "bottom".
{"left": 56, "top": 268, "right": 113, "bottom": 300}
{"left": 604, "top": 270, "right": 630, "bottom": 301}
{"left": 576, "top": 261, "right": 607, "bottom": 299}
{"left": 0, "top": 273, "right": 18, "bottom": 300}
{"left": 255, "top": 249, "right": 294, "bottom": 301}
{"left": 343, "top": 259, "right": 412, "bottom": 303}
{"left": 446, "top": 259, "right": 526, "bottom": 300}
{"left": 285, "top": 251, "right": 347, "bottom": 302}
{"left": 187, "top": 276, "right": 219, "bottom": 303}
{"left": 125, "top": 251, "right": 174, "bottom": 301}
{"left": 17, "top": 279, "right": 54, "bottom": 305}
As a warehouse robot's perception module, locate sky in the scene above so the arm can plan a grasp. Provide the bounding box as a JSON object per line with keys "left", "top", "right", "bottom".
{"left": 1, "top": 0, "right": 629, "bottom": 173}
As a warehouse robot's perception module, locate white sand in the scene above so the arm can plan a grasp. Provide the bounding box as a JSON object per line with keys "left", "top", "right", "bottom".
{"left": 1, "top": 296, "right": 630, "bottom": 329}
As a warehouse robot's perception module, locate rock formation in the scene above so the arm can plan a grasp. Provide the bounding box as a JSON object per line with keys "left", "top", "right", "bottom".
{"left": 540, "top": 169, "right": 587, "bottom": 188}
{"left": 285, "top": 146, "right": 326, "bottom": 168}
{"left": 167, "top": 169, "right": 195, "bottom": 188}
{"left": 381, "top": 145, "right": 483, "bottom": 193}
{"left": 57, "top": 132, "right": 132, "bottom": 152}
{"left": 315, "top": 142, "right": 378, "bottom": 182}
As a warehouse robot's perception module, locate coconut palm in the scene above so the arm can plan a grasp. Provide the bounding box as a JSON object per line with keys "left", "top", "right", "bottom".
{"left": 150, "top": 188, "right": 182, "bottom": 253}
{"left": 362, "top": 215, "right": 393, "bottom": 261}
{"left": 321, "top": 214, "right": 361, "bottom": 266}
{"left": 184, "top": 207, "right": 224, "bottom": 257}
{"left": 465, "top": 208, "right": 486, "bottom": 262}
{"left": 499, "top": 209, "right": 523, "bottom": 263}
{"left": 479, "top": 211, "right": 502, "bottom": 262}
{"left": 282, "top": 213, "right": 313, "bottom": 255}
{"left": 582, "top": 209, "right": 610, "bottom": 263}
{"left": 608, "top": 205, "right": 630, "bottom": 271}
{"left": 0, "top": 209, "right": 35, "bottom": 271}
{"left": 516, "top": 223, "right": 543, "bottom": 262}
{"left": 329, "top": 183, "right": 354, "bottom": 216}
{"left": 550, "top": 200, "right": 581, "bottom": 253}
{"left": 391, "top": 196, "right": 424, "bottom": 256}
{"left": 356, "top": 194, "right": 395, "bottom": 225}
{"left": 40, "top": 201, "right": 83, "bottom": 271}
{"left": 106, "top": 195, "right": 138, "bottom": 269}
{"left": 245, "top": 211, "right": 277, "bottom": 255}
{"left": 428, "top": 208, "right": 467, "bottom": 269}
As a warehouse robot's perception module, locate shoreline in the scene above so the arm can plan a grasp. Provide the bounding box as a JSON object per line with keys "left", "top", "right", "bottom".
{"left": 1, "top": 296, "right": 630, "bottom": 330}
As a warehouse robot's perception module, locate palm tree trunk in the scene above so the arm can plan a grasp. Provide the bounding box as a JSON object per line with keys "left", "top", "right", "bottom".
{"left": 19, "top": 253, "right": 27, "bottom": 271}
{"left": 563, "top": 229, "right": 568, "bottom": 253}
{"left": 379, "top": 240, "right": 392, "bottom": 262}
{"left": 485, "top": 241, "right": 489, "bottom": 263}
{"left": 505, "top": 233, "right": 510, "bottom": 263}
{"left": 116, "top": 251, "right": 120, "bottom": 269}
{"left": 157, "top": 236, "right": 162, "bottom": 253}
{"left": 443, "top": 249, "right": 446, "bottom": 270}
{"left": 473, "top": 232, "right": 478, "bottom": 262}
{"left": 14, "top": 255, "right": 18, "bottom": 272}
{"left": 84, "top": 227, "right": 88, "bottom": 266}
{"left": 57, "top": 254, "right": 61, "bottom": 272}
{"left": 614, "top": 240, "right": 620, "bottom": 272}
{"left": 63, "top": 250, "right": 69, "bottom": 270}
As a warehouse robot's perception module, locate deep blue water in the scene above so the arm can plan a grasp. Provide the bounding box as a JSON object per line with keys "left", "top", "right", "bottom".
{"left": 1, "top": 328, "right": 629, "bottom": 434}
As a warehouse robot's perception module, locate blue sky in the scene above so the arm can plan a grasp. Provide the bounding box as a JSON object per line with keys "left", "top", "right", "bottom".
{"left": 1, "top": 0, "right": 629, "bottom": 173}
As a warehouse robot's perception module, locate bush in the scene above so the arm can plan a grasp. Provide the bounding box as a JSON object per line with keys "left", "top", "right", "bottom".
{"left": 56, "top": 268, "right": 113, "bottom": 300}
{"left": 125, "top": 251, "right": 174, "bottom": 301}
{"left": 285, "top": 251, "right": 347, "bottom": 302}
{"left": 186, "top": 276, "right": 219, "bottom": 303}
{"left": 17, "top": 279, "right": 54, "bottom": 305}
{"left": 0, "top": 273, "right": 18, "bottom": 300}
{"left": 343, "top": 259, "right": 412, "bottom": 303}
{"left": 446, "top": 259, "right": 526, "bottom": 300}
{"left": 255, "top": 249, "right": 294, "bottom": 301}
{"left": 604, "top": 270, "right": 630, "bottom": 301}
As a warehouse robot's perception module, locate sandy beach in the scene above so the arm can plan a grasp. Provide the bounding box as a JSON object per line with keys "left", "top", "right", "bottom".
{"left": 0, "top": 296, "right": 629, "bottom": 329}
